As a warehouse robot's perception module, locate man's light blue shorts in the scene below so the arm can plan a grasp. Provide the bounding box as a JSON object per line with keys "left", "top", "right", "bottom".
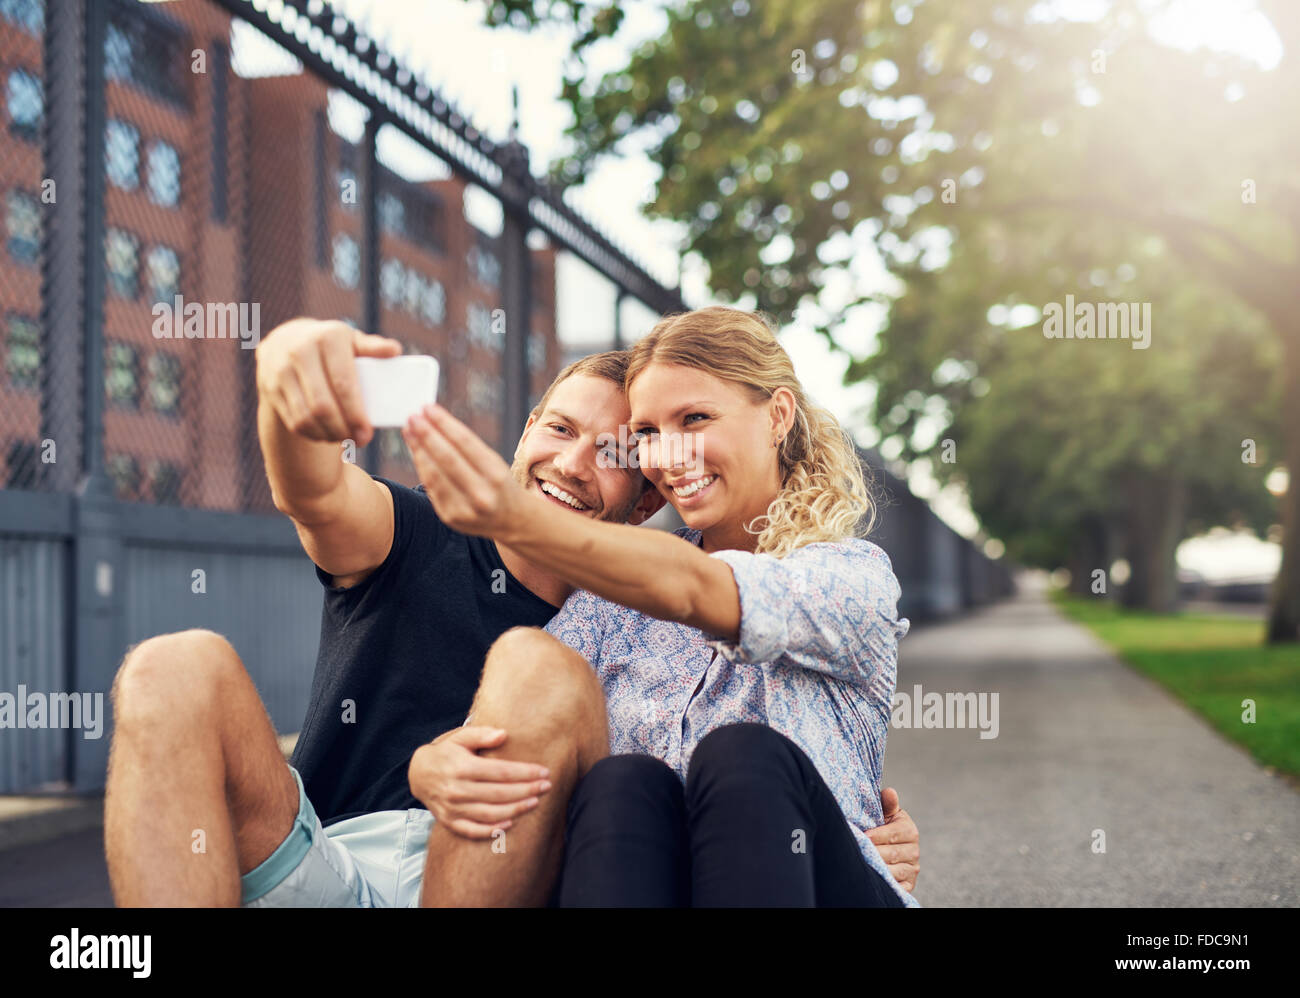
{"left": 240, "top": 766, "right": 433, "bottom": 908}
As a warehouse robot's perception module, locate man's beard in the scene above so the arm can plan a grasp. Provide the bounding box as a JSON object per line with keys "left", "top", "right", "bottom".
{"left": 511, "top": 458, "right": 640, "bottom": 524}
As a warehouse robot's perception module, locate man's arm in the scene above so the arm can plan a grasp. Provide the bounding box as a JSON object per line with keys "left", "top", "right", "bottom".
{"left": 868, "top": 786, "right": 920, "bottom": 894}
{"left": 255, "top": 318, "right": 402, "bottom": 587}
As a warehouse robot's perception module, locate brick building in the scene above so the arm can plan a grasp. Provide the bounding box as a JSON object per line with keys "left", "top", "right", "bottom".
{"left": 0, "top": 0, "right": 46, "bottom": 496}
{"left": 0, "top": 0, "right": 559, "bottom": 511}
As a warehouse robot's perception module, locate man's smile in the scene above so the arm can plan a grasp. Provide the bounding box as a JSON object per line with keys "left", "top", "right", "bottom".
{"left": 535, "top": 477, "right": 593, "bottom": 512}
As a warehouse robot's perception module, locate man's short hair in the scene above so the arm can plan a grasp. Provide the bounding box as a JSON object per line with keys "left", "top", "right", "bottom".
{"left": 528, "top": 349, "right": 655, "bottom": 495}
{"left": 530, "top": 350, "right": 630, "bottom": 420}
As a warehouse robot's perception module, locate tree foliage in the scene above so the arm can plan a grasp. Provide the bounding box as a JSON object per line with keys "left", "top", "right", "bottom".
{"left": 478, "top": 0, "right": 1300, "bottom": 631}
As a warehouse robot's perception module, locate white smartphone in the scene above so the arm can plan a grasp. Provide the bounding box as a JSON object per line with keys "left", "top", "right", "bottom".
{"left": 354, "top": 355, "right": 440, "bottom": 428}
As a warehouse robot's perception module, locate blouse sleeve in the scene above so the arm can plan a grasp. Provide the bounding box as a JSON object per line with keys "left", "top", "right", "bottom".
{"left": 544, "top": 587, "right": 606, "bottom": 668}
{"left": 706, "top": 539, "right": 910, "bottom": 687}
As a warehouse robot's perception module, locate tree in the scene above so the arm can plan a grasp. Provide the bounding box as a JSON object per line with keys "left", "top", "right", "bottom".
{"left": 885, "top": 252, "right": 1280, "bottom": 608}
{"left": 501, "top": 0, "right": 1300, "bottom": 637}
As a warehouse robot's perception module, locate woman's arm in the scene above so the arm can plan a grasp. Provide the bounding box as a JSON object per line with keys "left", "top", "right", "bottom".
{"left": 708, "top": 539, "right": 909, "bottom": 685}
{"left": 402, "top": 404, "right": 741, "bottom": 639}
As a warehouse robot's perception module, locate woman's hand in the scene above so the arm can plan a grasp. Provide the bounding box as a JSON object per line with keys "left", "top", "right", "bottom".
{"left": 402, "top": 404, "right": 529, "bottom": 540}
{"left": 868, "top": 786, "right": 920, "bottom": 893}
{"left": 407, "top": 726, "right": 553, "bottom": 839}
{"left": 404, "top": 404, "right": 741, "bottom": 638}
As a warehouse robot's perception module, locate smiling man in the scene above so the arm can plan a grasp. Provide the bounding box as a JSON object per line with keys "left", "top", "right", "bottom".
{"left": 102, "top": 317, "right": 919, "bottom": 907}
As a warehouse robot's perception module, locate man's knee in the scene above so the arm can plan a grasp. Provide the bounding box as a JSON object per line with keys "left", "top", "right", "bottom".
{"left": 477, "top": 627, "right": 605, "bottom": 737}
{"left": 112, "top": 628, "right": 242, "bottom": 723}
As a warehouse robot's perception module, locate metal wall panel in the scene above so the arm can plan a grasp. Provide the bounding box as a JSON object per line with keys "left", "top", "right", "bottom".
{"left": 123, "top": 544, "right": 322, "bottom": 736}
{"left": 868, "top": 487, "right": 931, "bottom": 622}
{"left": 925, "top": 519, "right": 966, "bottom": 618}
{"left": 0, "top": 536, "right": 70, "bottom": 793}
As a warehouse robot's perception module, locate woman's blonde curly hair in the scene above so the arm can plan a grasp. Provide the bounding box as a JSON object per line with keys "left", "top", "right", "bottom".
{"left": 625, "top": 306, "right": 877, "bottom": 558}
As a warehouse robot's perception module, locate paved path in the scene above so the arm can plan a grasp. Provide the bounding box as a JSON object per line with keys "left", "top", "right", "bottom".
{"left": 882, "top": 576, "right": 1300, "bottom": 907}
{"left": 0, "top": 827, "right": 111, "bottom": 907}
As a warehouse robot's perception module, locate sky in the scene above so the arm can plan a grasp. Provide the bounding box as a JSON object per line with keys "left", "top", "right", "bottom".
{"left": 288, "top": 0, "right": 1283, "bottom": 580}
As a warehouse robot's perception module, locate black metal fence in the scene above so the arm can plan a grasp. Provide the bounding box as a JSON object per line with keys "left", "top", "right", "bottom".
{"left": 0, "top": 0, "right": 686, "bottom": 792}
{"left": 2, "top": 0, "right": 684, "bottom": 513}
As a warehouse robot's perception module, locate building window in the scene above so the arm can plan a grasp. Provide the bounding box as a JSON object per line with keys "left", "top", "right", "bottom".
{"left": 467, "top": 303, "right": 497, "bottom": 350}
{"left": 105, "top": 341, "right": 139, "bottom": 407}
{"left": 379, "top": 257, "right": 404, "bottom": 310}
{"left": 105, "top": 227, "right": 139, "bottom": 298}
{"left": 528, "top": 332, "right": 547, "bottom": 372}
{"left": 104, "top": 3, "right": 190, "bottom": 107}
{"left": 105, "top": 119, "right": 139, "bottom": 190}
{"left": 402, "top": 267, "right": 425, "bottom": 315}
{"left": 5, "top": 314, "right": 40, "bottom": 390}
{"left": 106, "top": 453, "right": 142, "bottom": 501}
{"left": 380, "top": 258, "right": 445, "bottom": 328}
{"left": 0, "top": 0, "right": 45, "bottom": 35}
{"left": 407, "top": 192, "right": 442, "bottom": 253}
{"left": 148, "top": 459, "right": 182, "bottom": 504}
{"left": 335, "top": 168, "right": 358, "bottom": 213}
{"left": 5, "top": 68, "right": 41, "bottom": 140}
{"left": 5, "top": 190, "right": 40, "bottom": 266}
{"left": 146, "top": 140, "right": 181, "bottom": 207}
{"left": 378, "top": 191, "right": 404, "bottom": 235}
{"left": 469, "top": 243, "right": 500, "bottom": 287}
{"left": 467, "top": 370, "right": 500, "bottom": 411}
{"left": 145, "top": 245, "right": 179, "bottom": 304}
{"left": 332, "top": 233, "right": 359, "bottom": 289}
{"left": 146, "top": 351, "right": 181, "bottom": 415}
{"left": 421, "top": 279, "right": 445, "bottom": 327}
{"left": 378, "top": 178, "right": 441, "bottom": 253}
{"left": 105, "top": 22, "right": 132, "bottom": 81}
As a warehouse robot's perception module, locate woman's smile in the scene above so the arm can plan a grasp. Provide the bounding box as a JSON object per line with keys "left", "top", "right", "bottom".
{"left": 667, "top": 474, "right": 719, "bottom": 506}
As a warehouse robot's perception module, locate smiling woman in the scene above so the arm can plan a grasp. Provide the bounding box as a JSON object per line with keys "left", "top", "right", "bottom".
{"left": 402, "top": 305, "right": 915, "bottom": 907}
{"left": 625, "top": 306, "right": 878, "bottom": 556}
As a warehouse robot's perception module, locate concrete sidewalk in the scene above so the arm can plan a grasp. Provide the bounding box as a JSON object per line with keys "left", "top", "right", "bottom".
{"left": 882, "top": 575, "right": 1300, "bottom": 907}
{"left": 0, "top": 734, "right": 299, "bottom": 906}
{"left": 0, "top": 795, "right": 103, "bottom": 854}
{"left": 0, "top": 734, "right": 299, "bottom": 850}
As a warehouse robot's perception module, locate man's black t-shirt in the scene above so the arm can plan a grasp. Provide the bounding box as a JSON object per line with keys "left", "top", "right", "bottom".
{"left": 289, "top": 476, "right": 560, "bottom": 826}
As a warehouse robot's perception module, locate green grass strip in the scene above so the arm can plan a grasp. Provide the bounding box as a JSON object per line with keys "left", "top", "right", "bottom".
{"left": 1051, "top": 591, "right": 1300, "bottom": 780}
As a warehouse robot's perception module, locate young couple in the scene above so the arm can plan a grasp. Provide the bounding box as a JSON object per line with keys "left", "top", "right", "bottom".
{"left": 103, "top": 305, "right": 919, "bottom": 907}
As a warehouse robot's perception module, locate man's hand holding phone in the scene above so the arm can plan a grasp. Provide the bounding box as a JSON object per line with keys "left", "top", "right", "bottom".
{"left": 256, "top": 317, "right": 441, "bottom": 445}
{"left": 255, "top": 317, "right": 410, "bottom": 446}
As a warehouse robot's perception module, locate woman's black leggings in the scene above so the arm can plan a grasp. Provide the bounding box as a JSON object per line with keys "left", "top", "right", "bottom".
{"left": 556, "top": 722, "right": 904, "bottom": 907}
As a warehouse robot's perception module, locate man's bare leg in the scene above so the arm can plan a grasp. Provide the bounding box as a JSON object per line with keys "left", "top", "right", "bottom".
{"left": 104, "top": 629, "right": 299, "bottom": 907}
{"left": 419, "top": 627, "right": 609, "bottom": 907}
